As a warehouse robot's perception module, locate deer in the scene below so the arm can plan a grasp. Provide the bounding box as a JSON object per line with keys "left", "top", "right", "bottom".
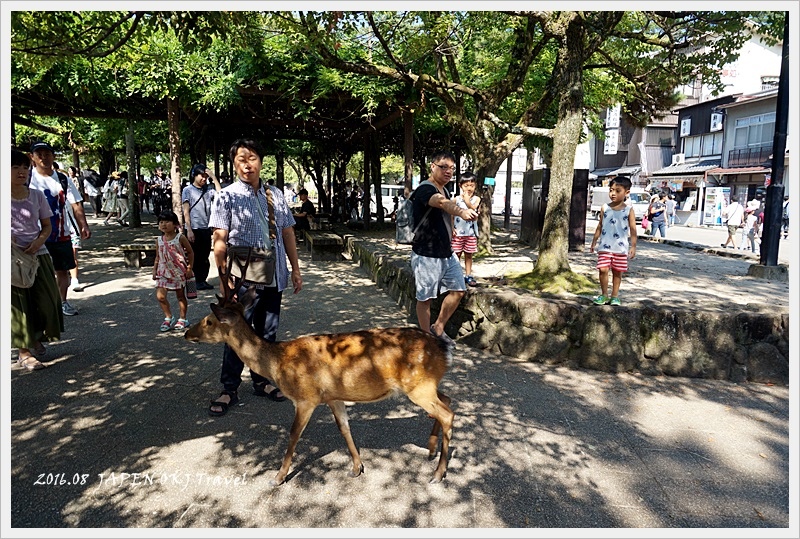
{"left": 183, "top": 257, "right": 455, "bottom": 486}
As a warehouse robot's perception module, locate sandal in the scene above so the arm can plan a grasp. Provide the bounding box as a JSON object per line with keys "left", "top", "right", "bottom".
{"left": 19, "top": 355, "right": 47, "bottom": 371}
{"left": 160, "top": 317, "right": 175, "bottom": 332}
{"left": 174, "top": 318, "right": 189, "bottom": 331}
{"left": 208, "top": 390, "right": 239, "bottom": 417}
{"left": 253, "top": 381, "right": 287, "bottom": 402}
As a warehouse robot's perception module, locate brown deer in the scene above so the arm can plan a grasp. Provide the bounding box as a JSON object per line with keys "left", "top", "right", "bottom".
{"left": 184, "top": 263, "right": 455, "bottom": 485}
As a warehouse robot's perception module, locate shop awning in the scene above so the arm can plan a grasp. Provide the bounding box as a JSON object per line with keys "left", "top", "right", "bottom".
{"left": 705, "top": 166, "right": 771, "bottom": 176}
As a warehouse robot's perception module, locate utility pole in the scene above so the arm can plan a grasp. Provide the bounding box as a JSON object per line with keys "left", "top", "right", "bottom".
{"left": 759, "top": 13, "right": 789, "bottom": 266}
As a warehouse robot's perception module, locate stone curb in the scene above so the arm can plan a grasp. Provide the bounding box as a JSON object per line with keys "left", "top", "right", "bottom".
{"left": 342, "top": 234, "right": 789, "bottom": 386}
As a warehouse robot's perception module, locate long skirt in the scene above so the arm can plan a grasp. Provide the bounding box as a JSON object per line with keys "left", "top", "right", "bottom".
{"left": 11, "top": 254, "right": 63, "bottom": 349}
{"left": 102, "top": 192, "right": 118, "bottom": 213}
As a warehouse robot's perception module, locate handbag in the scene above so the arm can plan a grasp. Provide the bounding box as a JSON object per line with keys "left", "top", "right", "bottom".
{"left": 641, "top": 215, "right": 650, "bottom": 231}
{"left": 227, "top": 185, "right": 278, "bottom": 285}
{"left": 11, "top": 243, "right": 40, "bottom": 288}
{"left": 228, "top": 246, "right": 276, "bottom": 285}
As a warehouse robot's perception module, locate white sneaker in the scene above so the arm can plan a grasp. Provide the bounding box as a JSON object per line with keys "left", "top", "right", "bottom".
{"left": 62, "top": 301, "right": 78, "bottom": 316}
{"left": 70, "top": 279, "right": 85, "bottom": 292}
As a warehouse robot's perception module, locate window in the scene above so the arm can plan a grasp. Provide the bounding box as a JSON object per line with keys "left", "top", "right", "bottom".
{"left": 734, "top": 113, "right": 776, "bottom": 149}
{"left": 683, "top": 136, "right": 701, "bottom": 157}
{"left": 700, "top": 132, "right": 723, "bottom": 156}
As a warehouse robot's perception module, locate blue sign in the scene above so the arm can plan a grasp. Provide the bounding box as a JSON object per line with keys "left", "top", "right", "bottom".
{"left": 484, "top": 177, "right": 496, "bottom": 186}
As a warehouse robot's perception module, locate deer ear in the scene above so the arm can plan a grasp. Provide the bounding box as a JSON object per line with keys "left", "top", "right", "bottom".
{"left": 210, "top": 303, "right": 238, "bottom": 325}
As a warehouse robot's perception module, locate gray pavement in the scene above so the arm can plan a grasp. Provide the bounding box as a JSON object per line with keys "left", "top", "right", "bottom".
{"left": 6, "top": 211, "right": 795, "bottom": 533}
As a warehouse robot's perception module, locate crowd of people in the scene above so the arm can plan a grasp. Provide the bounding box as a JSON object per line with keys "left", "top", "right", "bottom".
{"left": 10, "top": 141, "right": 480, "bottom": 434}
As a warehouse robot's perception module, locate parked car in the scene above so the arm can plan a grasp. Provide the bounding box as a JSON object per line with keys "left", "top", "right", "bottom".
{"left": 590, "top": 186, "right": 650, "bottom": 221}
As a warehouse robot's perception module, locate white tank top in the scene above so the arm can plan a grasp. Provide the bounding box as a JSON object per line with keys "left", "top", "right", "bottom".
{"left": 597, "top": 204, "right": 632, "bottom": 254}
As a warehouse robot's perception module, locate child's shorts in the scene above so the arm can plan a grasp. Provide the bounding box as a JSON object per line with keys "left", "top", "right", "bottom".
{"left": 451, "top": 235, "right": 477, "bottom": 254}
{"left": 596, "top": 251, "right": 628, "bottom": 272}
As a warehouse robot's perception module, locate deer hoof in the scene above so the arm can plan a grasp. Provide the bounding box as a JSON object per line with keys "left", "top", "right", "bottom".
{"left": 429, "top": 470, "right": 447, "bottom": 484}
{"left": 268, "top": 477, "right": 284, "bottom": 487}
{"left": 348, "top": 463, "right": 365, "bottom": 478}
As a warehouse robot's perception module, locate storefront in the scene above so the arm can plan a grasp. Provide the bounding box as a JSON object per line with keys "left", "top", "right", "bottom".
{"left": 704, "top": 166, "right": 771, "bottom": 209}
{"left": 649, "top": 160, "right": 721, "bottom": 226}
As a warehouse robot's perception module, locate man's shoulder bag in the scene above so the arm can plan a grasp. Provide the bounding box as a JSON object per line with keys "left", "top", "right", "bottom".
{"left": 227, "top": 186, "right": 277, "bottom": 286}
{"left": 227, "top": 245, "right": 276, "bottom": 286}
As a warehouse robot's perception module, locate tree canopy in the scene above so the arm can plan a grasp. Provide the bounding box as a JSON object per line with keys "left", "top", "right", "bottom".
{"left": 11, "top": 10, "right": 784, "bottom": 288}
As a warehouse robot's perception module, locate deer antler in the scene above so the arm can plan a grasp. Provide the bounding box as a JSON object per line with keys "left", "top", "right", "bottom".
{"left": 218, "top": 247, "right": 256, "bottom": 307}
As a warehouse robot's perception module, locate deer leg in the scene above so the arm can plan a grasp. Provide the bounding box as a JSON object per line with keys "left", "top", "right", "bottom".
{"left": 270, "top": 402, "right": 315, "bottom": 486}
{"left": 427, "top": 391, "right": 451, "bottom": 457}
{"left": 328, "top": 400, "right": 364, "bottom": 477}
{"left": 407, "top": 386, "right": 454, "bottom": 484}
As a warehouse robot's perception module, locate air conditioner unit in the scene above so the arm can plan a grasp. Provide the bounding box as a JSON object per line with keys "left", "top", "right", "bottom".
{"left": 671, "top": 153, "right": 685, "bottom": 165}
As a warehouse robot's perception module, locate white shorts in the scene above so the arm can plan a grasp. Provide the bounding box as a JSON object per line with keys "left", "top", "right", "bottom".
{"left": 411, "top": 252, "right": 466, "bottom": 302}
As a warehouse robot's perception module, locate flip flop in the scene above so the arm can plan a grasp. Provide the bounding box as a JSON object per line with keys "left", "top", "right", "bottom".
{"left": 208, "top": 390, "right": 239, "bottom": 417}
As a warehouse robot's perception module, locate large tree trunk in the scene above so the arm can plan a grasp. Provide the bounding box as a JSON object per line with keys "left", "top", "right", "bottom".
{"left": 533, "top": 17, "right": 584, "bottom": 277}
{"left": 167, "top": 98, "right": 183, "bottom": 218}
{"left": 276, "top": 150, "right": 285, "bottom": 191}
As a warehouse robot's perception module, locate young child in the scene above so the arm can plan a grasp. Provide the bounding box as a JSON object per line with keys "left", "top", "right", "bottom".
{"left": 152, "top": 210, "right": 194, "bottom": 332}
{"left": 589, "top": 176, "right": 637, "bottom": 306}
{"left": 452, "top": 172, "right": 480, "bottom": 286}
{"left": 742, "top": 207, "right": 760, "bottom": 253}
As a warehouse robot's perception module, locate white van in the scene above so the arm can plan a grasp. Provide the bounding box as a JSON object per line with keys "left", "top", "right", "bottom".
{"left": 370, "top": 184, "right": 406, "bottom": 215}
{"left": 590, "top": 186, "right": 650, "bottom": 221}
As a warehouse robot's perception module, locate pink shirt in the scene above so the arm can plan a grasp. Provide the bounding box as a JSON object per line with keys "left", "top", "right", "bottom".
{"left": 11, "top": 188, "right": 53, "bottom": 255}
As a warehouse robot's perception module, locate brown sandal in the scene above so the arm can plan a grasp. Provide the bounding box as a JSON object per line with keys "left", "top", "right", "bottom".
{"left": 19, "top": 356, "right": 47, "bottom": 371}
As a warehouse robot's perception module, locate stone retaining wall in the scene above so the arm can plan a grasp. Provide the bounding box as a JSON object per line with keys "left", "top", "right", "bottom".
{"left": 343, "top": 235, "right": 790, "bottom": 386}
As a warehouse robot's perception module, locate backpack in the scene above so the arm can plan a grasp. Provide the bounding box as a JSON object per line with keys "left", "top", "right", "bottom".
{"left": 395, "top": 181, "right": 434, "bottom": 245}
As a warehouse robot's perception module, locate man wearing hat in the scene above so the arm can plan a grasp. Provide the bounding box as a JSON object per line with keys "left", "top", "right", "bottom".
{"left": 28, "top": 141, "right": 92, "bottom": 316}
{"left": 181, "top": 164, "right": 221, "bottom": 290}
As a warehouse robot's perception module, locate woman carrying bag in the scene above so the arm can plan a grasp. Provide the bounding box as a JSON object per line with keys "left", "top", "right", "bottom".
{"left": 10, "top": 149, "right": 63, "bottom": 371}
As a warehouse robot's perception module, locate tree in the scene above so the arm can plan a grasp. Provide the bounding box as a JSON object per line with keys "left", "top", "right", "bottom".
{"left": 287, "top": 10, "right": 764, "bottom": 290}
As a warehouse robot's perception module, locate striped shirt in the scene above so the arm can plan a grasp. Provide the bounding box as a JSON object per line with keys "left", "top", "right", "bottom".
{"left": 209, "top": 180, "right": 296, "bottom": 292}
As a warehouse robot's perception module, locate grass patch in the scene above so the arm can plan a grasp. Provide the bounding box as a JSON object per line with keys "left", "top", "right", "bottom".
{"left": 506, "top": 268, "right": 597, "bottom": 296}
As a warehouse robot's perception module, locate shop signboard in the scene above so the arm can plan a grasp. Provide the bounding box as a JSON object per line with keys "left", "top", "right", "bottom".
{"left": 703, "top": 186, "right": 730, "bottom": 225}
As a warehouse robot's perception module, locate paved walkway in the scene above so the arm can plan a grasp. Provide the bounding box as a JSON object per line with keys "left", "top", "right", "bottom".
{"left": 7, "top": 211, "right": 793, "bottom": 531}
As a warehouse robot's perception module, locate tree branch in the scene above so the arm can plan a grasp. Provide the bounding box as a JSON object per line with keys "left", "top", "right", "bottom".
{"left": 74, "top": 11, "right": 143, "bottom": 58}
{"left": 367, "top": 12, "right": 407, "bottom": 73}
{"left": 483, "top": 110, "right": 554, "bottom": 138}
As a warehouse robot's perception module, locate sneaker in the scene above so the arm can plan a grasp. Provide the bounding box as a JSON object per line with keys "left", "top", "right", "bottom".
{"left": 430, "top": 325, "right": 456, "bottom": 346}
{"left": 70, "top": 279, "right": 85, "bottom": 292}
{"left": 592, "top": 295, "right": 610, "bottom": 305}
{"left": 174, "top": 318, "right": 189, "bottom": 331}
{"left": 196, "top": 281, "right": 214, "bottom": 291}
{"left": 62, "top": 301, "right": 78, "bottom": 316}
{"left": 465, "top": 275, "right": 478, "bottom": 287}
{"left": 609, "top": 297, "right": 621, "bottom": 306}
{"left": 160, "top": 317, "right": 175, "bottom": 332}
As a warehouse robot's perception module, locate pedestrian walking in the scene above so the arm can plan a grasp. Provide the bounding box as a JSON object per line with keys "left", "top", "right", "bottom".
{"left": 11, "top": 149, "right": 62, "bottom": 370}
{"left": 720, "top": 197, "right": 744, "bottom": 249}
{"left": 28, "top": 141, "right": 92, "bottom": 317}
